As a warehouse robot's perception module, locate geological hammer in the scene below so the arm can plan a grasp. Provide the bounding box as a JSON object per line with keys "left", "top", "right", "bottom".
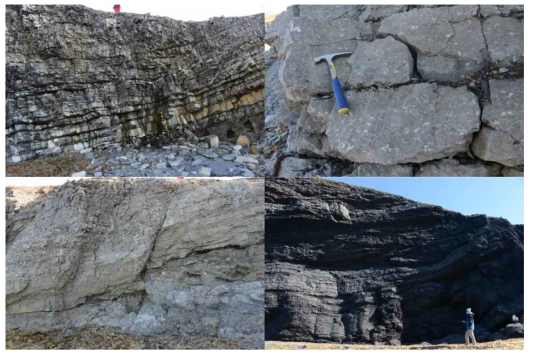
{"left": 313, "top": 52, "right": 352, "bottom": 114}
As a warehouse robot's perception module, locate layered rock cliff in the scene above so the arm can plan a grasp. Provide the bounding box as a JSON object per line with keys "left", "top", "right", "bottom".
{"left": 6, "top": 179, "right": 265, "bottom": 348}
{"left": 265, "top": 179, "right": 524, "bottom": 344}
{"left": 265, "top": 5, "right": 524, "bottom": 177}
{"left": 6, "top": 5, "right": 264, "bottom": 163}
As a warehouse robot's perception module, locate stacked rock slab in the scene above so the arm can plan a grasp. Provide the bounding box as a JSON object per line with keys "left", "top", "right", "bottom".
{"left": 6, "top": 5, "right": 264, "bottom": 162}
{"left": 6, "top": 179, "right": 265, "bottom": 348}
{"left": 265, "top": 179, "right": 524, "bottom": 344}
{"left": 266, "top": 5, "right": 524, "bottom": 177}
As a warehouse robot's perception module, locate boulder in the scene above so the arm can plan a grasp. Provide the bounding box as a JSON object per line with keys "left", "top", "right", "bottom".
{"left": 499, "top": 323, "right": 524, "bottom": 338}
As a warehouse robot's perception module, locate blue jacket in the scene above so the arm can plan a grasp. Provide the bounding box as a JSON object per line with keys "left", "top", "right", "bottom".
{"left": 465, "top": 315, "right": 475, "bottom": 330}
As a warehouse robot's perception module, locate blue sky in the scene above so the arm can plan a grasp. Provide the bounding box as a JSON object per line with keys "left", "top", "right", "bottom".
{"left": 327, "top": 178, "right": 524, "bottom": 224}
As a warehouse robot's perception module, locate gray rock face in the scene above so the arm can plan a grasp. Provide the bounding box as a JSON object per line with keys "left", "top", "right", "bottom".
{"left": 502, "top": 166, "right": 524, "bottom": 177}
{"left": 416, "top": 158, "right": 502, "bottom": 177}
{"left": 483, "top": 17, "right": 524, "bottom": 66}
{"left": 472, "top": 79, "right": 524, "bottom": 166}
{"left": 347, "top": 37, "right": 413, "bottom": 87}
{"left": 360, "top": 5, "right": 409, "bottom": 22}
{"left": 6, "top": 5, "right": 264, "bottom": 162}
{"left": 265, "top": 5, "right": 524, "bottom": 177}
{"left": 277, "top": 157, "right": 324, "bottom": 177}
{"left": 326, "top": 84, "right": 480, "bottom": 164}
{"left": 378, "top": 6, "right": 486, "bottom": 81}
{"left": 346, "top": 163, "right": 413, "bottom": 177}
{"left": 6, "top": 179, "right": 264, "bottom": 347}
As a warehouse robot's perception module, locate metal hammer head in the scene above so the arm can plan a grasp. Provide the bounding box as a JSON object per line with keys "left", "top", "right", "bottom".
{"left": 313, "top": 52, "right": 352, "bottom": 65}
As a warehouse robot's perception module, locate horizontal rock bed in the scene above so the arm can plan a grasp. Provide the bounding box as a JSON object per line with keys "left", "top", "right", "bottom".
{"left": 6, "top": 5, "right": 264, "bottom": 164}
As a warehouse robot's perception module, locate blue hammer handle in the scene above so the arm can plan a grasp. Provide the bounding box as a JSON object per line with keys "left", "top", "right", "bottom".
{"left": 332, "top": 77, "right": 349, "bottom": 114}
{"left": 327, "top": 61, "right": 349, "bottom": 114}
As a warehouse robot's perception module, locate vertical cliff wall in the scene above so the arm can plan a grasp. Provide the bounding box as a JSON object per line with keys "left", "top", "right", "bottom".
{"left": 6, "top": 5, "right": 265, "bottom": 162}
{"left": 6, "top": 179, "right": 265, "bottom": 348}
{"left": 265, "top": 179, "right": 524, "bottom": 344}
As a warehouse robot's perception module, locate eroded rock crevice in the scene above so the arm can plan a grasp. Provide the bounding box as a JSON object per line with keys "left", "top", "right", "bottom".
{"left": 6, "top": 179, "right": 265, "bottom": 348}
{"left": 265, "top": 5, "right": 523, "bottom": 177}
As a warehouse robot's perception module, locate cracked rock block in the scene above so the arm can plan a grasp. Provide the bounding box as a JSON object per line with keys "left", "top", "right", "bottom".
{"left": 277, "top": 17, "right": 372, "bottom": 55}
{"left": 6, "top": 179, "right": 265, "bottom": 346}
{"left": 502, "top": 166, "right": 524, "bottom": 177}
{"left": 277, "top": 157, "right": 324, "bottom": 177}
{"left": 483, "top": 17, "right": 524, "bottom": 66}
{"left": 378, "top": 6, "right": 486, "bottom": 81}
{"left": 265, "top": 179, "right": 524, "bottom": 344}
{"left": 345, "top": 163, "right": 414, "bottom": 177}
{"left": 5, "top": 5, "right": 265, "bottom": 162}
{"left": 347, "top": 36, "right": 414, "bottom": 88}
{"left": 266, "top": 5, "right": 364, "bottom": 53}
{"left": 416, "top": 158, "right": 502, "bottom": 177}
{"left": 472, "top": 79, "right": 523, "bottom": 166}
{"left": 326, "top": 83, "right": 480, "bottom": 165}
{"left": 359, "top": 5, "right": 409, "bottom": 23}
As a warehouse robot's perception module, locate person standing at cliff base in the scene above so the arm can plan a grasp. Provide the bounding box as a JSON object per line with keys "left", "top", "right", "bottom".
{"left": 463, "top": 308, "right": 477, "bottom": 347}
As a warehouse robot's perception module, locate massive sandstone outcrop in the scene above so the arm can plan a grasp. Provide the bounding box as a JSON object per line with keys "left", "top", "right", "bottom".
{"left": 265, "top": 179, "right": 524, "bottom": 344}
{"left": 265, "top": 5, "right": 524, "bottom": 177}
{"left": 6, "top": 5, "right": 264, "bottom": 163}
{"left": 6, "top": 179, "right": 264, "bottom": 348}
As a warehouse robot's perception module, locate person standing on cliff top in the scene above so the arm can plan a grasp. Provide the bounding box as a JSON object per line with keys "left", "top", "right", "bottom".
{"left": 462, "top": 308, "right": 477, "bottom": 347}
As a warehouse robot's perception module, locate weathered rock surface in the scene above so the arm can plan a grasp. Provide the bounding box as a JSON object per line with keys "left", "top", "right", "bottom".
{"left": 472, "top": 79, "right": 524, "bottom": 166}
{"left": 502, "top": 166, "right": 524, "bottom": 177}
{"left": 347, "top": 36, "right": 414, "bottom": 88}
{"left": 266, "top": 5, "right": 524, "bottom": 176}
{"left": 378, "top": 6, "right": 486, "bottom": 81}
{"left": 6, "top": 179, "right": 264, "bottom": 348}
{"left": 483, "top": 17, "right": 524, "bottom": 66}
{"left": 416, "top": 158, "right": 502, "bottom": 177}
{"left": 346, "top": 163, "right": 413, "bottom": 177}
{"left": 6, "top": 5, "right": 264, "bottom": 163}
{"left": 326, "top": 84, "right": 479, "bottom": 165}
{"left": 265, "top": 179, "right": 524, "bottom": 344}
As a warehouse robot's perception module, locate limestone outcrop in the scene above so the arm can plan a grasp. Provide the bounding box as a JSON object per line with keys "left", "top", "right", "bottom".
{"left": 6, "top": 179, "right": 264, "bottom": 348}
{"left": 265, "top": 179, "right": 524, "bottom": 344}
{"left": 265, "top": 5, "right": 524, "bottom": 177}
{"left": 6, "top": 5, "right": 264, "bottom": 163}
